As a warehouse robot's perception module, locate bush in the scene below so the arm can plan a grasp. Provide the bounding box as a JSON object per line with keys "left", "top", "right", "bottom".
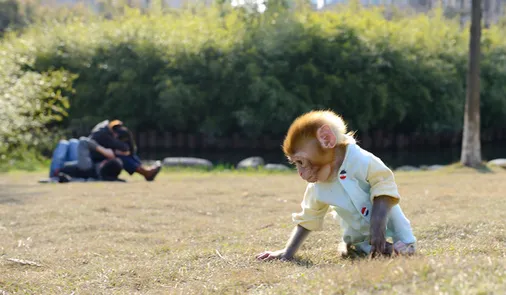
{"left": 2, "top": 2, "right": 506, "bottom": 162}
{"left": 0, "top": 0, "right": 24, "bottom": 35}
{"left": 0, "top": 39, "right": 76, "bottom": 161}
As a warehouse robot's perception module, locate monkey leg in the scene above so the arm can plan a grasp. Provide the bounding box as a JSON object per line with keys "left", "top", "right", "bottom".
{"left": 392, "top": 240, "right": 416, "bottom": 256}
{"left": 386, "top": 205, "right": 417, "bottom": 246}
{"left": 338, "top": 241, "right": 349, "bottom": 257}
{"left": 385, "top": 205, "right": 417, "bottom": 256}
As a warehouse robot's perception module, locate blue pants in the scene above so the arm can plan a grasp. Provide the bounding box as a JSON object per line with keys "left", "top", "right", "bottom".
{"left": 116, "top": 154, "right": 142, "bottom": 175}
{"left": 49, "top": 139, "right": 79, "bottom": 177}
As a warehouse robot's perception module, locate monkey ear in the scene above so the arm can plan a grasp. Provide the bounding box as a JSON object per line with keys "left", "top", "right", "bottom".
{"left": 317, "top": 125, "right": 337, "bottom": 149}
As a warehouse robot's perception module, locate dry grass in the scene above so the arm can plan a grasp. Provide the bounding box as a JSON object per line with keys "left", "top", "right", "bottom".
{"left": 1, "top": 167, "right": 506, "bottom": 294}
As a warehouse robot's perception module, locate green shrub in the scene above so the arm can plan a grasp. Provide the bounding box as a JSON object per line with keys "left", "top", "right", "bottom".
{"left": 0, "top": 41, "right": 76, "bottom": 162}
{"left": 2, "top": 3, "right": 506, "bottom": 164}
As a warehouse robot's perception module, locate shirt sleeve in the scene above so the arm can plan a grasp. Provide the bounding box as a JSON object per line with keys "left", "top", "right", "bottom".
{"left": 92, "top": 130, "right": 129, "bottom": 152}
{"left": 366, "top": 154, "right": 401, "bottom": 202}
{"left": 80, "top": 136, "right": 98, "bottom": 151}
{"left": 292, "top": 184, "right": 330, "bottom": 231}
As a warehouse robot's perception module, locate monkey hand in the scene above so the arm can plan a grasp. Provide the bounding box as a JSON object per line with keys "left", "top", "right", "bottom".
{"left": 369, "top": 228, "right": 387, "bottom": 258}
{"left": 255, "top": 249, "right": 291, "bottom": 262}
{"left": 369, "top": 195, "right": 397, "bottom": 258}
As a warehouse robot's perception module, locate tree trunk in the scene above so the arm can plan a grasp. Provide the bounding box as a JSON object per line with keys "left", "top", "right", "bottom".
{"left": 460, "top": 0, "right": 482, "bottom": 167}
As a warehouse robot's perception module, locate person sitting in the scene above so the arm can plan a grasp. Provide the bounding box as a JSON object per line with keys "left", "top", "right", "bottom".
{"left": 89, "top": 119, "right": 162, "bottom": 181}
{"left": 48, "top": 138, "right": 80, "bottom": 178}
{"left": 58, "top": 157, "right": 124, "bottom": 183}
{"left": 56, "top": 137, "right": 125, "bottom": 183}
{"left": 49, "top": 136, "right": 116, "bottom": 178}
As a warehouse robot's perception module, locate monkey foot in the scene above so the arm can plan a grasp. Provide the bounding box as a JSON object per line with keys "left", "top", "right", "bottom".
{"left": 393, "top": 241, "right": 416, "bottom": 256}
{"left": 338, "top": 242, "right": 348, "bottom": 257}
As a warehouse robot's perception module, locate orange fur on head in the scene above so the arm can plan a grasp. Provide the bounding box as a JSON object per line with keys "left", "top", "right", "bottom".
{"left": 282, "top": 110, "right": 355, "bottom": 158}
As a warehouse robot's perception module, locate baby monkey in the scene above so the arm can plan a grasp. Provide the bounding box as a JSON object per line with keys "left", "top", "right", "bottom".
{"left": 256, "top": 110, "right": 416, "bottom": 261}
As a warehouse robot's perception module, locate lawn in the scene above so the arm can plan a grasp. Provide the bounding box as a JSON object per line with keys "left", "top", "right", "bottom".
{"left": 1, "top": 167, "right": 506, "bottom": 294}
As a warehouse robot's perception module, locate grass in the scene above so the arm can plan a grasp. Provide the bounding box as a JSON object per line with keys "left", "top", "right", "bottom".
{"left": 1, "top": 166, "right": 506, "bottom": 294}
{"left": 0, "top": 156, "right": 50, "bottom": 174}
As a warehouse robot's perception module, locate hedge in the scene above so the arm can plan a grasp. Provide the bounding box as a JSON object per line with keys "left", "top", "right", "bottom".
{"left": 2, "top": 2, "right": 506, "bottom": 159}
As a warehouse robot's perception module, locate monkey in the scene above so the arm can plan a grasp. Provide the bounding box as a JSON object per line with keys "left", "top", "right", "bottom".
{"left": 256, "top": 110, "right": 416, "bottom": 261}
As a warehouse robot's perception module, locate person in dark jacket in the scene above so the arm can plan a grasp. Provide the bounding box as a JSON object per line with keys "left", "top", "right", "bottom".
{"left": 89, "top": 119, "right": 161, "bottom": 181}
{"left": 57, "top": 137, "right": 124, "bottom": 183}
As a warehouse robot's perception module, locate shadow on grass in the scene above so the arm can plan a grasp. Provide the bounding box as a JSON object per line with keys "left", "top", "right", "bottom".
{"left": 290, "top": 257, "right": 316, "bottom": 267}
{"left": 0, "top": 184, "right": 45, "bottom": 205}
{"left": 288, "top": 252, "right": 393, "bottom": 267}
{"left": 339, "top": 251, "right": 370, "bottom": 261}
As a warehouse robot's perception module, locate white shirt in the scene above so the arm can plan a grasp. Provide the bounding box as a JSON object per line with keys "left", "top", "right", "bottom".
{"left": 292, "top": 142, "right": 416, "bottom": 246}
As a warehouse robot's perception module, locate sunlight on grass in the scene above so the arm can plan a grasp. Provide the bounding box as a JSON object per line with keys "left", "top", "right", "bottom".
{"left": 1, "top": 169, "right": 506, "bottom": 294}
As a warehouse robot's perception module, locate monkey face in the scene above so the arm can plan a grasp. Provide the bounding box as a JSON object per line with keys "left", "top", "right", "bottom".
{"left": 290, "top": 155, "right": 319, "bottom": 183}
{"left": 289, "top": 140, "right": 336, "bottom": 183}
{"left": 282, "top": 111, "right": 349, "bottom": 183}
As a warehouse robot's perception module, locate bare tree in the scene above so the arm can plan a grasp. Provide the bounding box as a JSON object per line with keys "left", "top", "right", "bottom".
{"left": 460, "top": 0, "right": 482, "bottom": 167}
{"left": 484, "top": 0, "right": 491, "bottom": 28}
{"left": 459, "top": 0, "right": 466, "bottom": 27}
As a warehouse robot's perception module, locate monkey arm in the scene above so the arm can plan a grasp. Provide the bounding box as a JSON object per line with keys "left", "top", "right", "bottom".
{"left": 283, "top": 225, "right": 310, "bottom": 259}
{"left": 370, "top": 195, "right": 397, "bottom": 228}
{"left": 369, "top": 195, "right": 397, "bottom": 256}
{"left": 365, "top": 154, "right": 402, "bottom": 256}
{"left": 256, "top": 225, "right": 310, "bottom": 261}
{"left": 257, "top": 185, "right": 323, "bottom": 261}
{"left": 366, "top": 154, "right": 401, "bottom": 203}
{"left": 284, "top": 185, "right": 326, "bottom": 259}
